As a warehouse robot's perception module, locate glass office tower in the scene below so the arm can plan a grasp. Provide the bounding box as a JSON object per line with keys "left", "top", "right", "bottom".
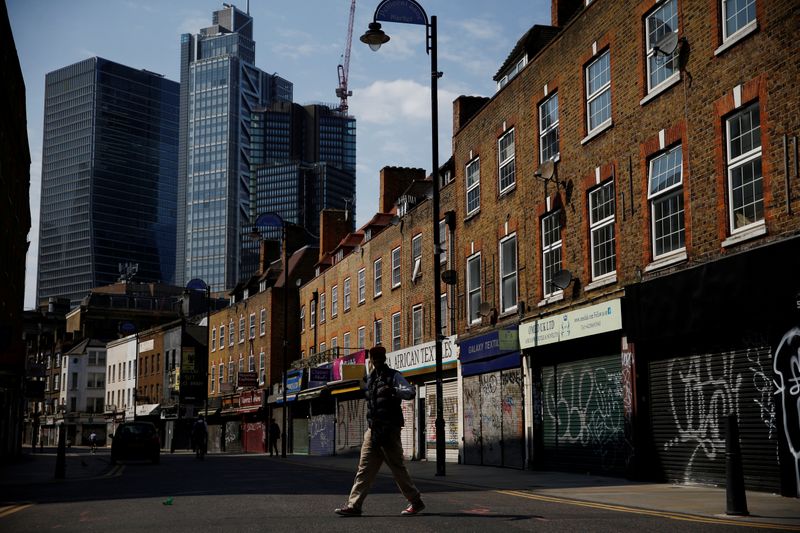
{"left": 36, "top": 58, "right": 179, "bottom": 306}
{"left": 177, "top": 4, "right": 292, "bottom": 293}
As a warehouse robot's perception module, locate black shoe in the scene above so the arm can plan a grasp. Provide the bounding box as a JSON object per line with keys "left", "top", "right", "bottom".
{"left": 335, "top": 506, "right": 362, "bottom": 517}
{"left": 401, "top": 501, "right": 425, "bottom": 515}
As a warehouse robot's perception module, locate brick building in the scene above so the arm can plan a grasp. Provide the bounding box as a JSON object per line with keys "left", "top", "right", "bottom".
{"left": 449, "top": 0, "right": 799, "bottom": 495}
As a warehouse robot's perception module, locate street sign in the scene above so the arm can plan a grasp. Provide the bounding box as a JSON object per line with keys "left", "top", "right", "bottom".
{"left": 237, "top": 372, "right": 258, "bottom": 388}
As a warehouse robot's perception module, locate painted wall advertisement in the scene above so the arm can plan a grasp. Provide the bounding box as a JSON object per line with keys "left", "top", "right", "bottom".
{"left": 519, "top": 298, "right": 622, "bottom": 349}
{"left": 386, "top": 336, "right": 458, "bottom": 374}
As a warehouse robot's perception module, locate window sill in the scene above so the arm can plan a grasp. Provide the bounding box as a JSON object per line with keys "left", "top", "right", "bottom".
{"left": 640, "top": 74, "right": 681, "bottom": 106}
{"left": 644, "top": 249, "right": 687, "bottom": 273}
{"left": 715, "top": 22, "right": 758, "bottom": 57}
{"left": 584, "top": 273, "right": 617, "bottom": 292}
{"left": 499, "top": 307, "right": 518, "bottom": 319}
{"left": 537, "top": 292, "right": 564, "bottom": 307}
{"left": 721, "top": 221, "right": 767, "bottom": 248}
{"left": 464, "top": 210, "right": 480, "bottom": 223}
{"left": 391, "top": 284, "right": 401, "bottom": 291}
{"left": 581, "top": 121, "right": 613, "bottom": 145}
{"left": 499, "top": 184, "right": 516, "bottom": 199}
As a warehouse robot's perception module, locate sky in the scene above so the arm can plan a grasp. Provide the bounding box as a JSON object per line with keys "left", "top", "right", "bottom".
{"left": 7, "top": 0, "right": 550, "bottom": 310}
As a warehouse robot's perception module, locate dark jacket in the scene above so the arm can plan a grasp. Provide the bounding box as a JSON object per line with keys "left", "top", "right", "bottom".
{"left": 366, "top": 365, "right": 404, "bottom": 430}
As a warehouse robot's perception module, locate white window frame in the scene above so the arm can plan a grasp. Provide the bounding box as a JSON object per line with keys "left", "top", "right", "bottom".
{"left": 248, "top": 351, "right": 255, "bottom": 372}
{"left": 218, "top": 362, "right": 224, "bottom": 388}
{"left": 440, "top": 292, "right": 448, "bottom": 337}
{"left": 319, "top": 292, "right": 326, "bottom": 323}
{"left": 374, "top": 319, "right": 383, "bottom": 346}
{"left": 331, "top": 337, "right": 338, "bottom": 349}
{"left": 589, "top": 181, "right": 617, "bottom": 280}
{"left": 539, "top": 92, "right": 560, "bottom": 162}
{"left": 499, "top": 234, "right": 518, "bottom": 314}
{"left": 412, "top": 304, "right": 423, "bottom": 346}
{"left": 391, "top": 247, "right": 401, "bottom": 288}
{"left": 300, "top": 305, "right": 306, "bottom": 332}
{"left": 259, "top": 350, "right": 265, "bottom": 385}
{"left": 358, "top": 268, "right": 366, "bottom": 303}
{"left": 498, "top": 128, "right": 516, "bottom": 194}
{"left": 722, "top": 0, "right": 756, "bottom": 42}
{"left": 239, "top": 317, "right": 245, "bottom": 344}
{"left": 259, "top": 308, "right": 266, "bottom": 336}
{"left": 331, "top": 285, "right": 339, "bottom": 317}
{"left": 466, "top": 252, "right": 482, "bottom": 325}
{"left": 211, "top": 327, "right": 217, "bottom": 351}
{"left": 391, "top": 312, "right": 402, "bottom": 351}
{"left": 343, "top": 332, "right": 351, "bottom": 350}
{"left": 249, "top": 313, "right": 256, "bottom": 339}
{"left": 343, "top": 277, "right": 351, "bottom": 311}
{"left": 465, "top": 157, "right": 480, "bottom": 216}
{"left": 358, "top": 326, "right": 366, "bottom": 349}
{"left": 310, "top": 299, "right": 316, "bottom": 329}
{"left": 319, "top": 342, "right": 326, "bottom": 353}
{"left": 645, "top": 0, "right": 679, "bottom": 93}
{"left": 438, "top": 219, "right": 447, "bottom": 264}
{"left": 211, "top": 366, "right": 216, "bottom": 392}
{"left": 229, "top": 319, "right": 234, "bottom": 346}
{"left": 373, "top": 258, "right": 383, "bottom": 297}
{"left": 412, "top": 234, "right": 423, "bottom": 281}
{"left": 219, "top": 325, "right": 225, "bottom": 350}
{"left": 542, "top": 210, "right": 563, "bottom": 298}
{"left": 648, "top": 145, "right": 686, "bottom": 259}
{"left": 585, "top": 50, "right": 612, "bottom": 134}
{"left": 726, "top": 101, "right": 763, "bottom": 234}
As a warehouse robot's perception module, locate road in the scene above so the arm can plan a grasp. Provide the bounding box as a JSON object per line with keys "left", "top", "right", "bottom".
{"left": 0, "top": 449, "right": 768, "bottom": 532}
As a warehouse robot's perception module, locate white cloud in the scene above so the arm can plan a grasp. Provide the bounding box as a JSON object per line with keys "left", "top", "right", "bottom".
{"left": 352, "top": 78, "right": 458, "bottom": 125}
{"left": 273, "top": 42, "right": 317, "bottom": 60}
{"left": 178, "top": 14, "right": 208, "bottom": 35}
{"left": 453, "top": 18, "right": 503, "bottom": 41}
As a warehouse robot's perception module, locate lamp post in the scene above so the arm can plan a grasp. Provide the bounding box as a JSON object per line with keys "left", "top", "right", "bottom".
{"left": 186, "top": 278, "right": 212, "bottom": 419}
{"left": 253, "top": 212, "right": 290, "bottom": 458}
{"left": 361, "top": 0, "right": 446, "bottom": 477}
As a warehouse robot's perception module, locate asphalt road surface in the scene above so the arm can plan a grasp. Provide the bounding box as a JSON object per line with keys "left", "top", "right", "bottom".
{"left": 0, "top": 450, "right": 759, "bottom": 532}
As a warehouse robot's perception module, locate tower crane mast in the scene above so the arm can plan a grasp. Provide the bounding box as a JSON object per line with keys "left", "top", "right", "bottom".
{"left": 336, "top": 0, "right": 356, "bottom": 113}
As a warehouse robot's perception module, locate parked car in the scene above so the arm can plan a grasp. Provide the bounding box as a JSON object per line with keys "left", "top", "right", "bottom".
{"left": 110, "top": 421, "right": 160, "bottom": 464}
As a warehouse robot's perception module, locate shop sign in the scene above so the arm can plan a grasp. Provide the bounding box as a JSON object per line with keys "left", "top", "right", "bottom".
{"left": 237, "top": 371, "right": 258, "bottom": 388}
{"left": 240, "top": 390, "right": 263, "bottom": 409}
{"left": 139, "top": 339, "right": 154, "bottom": 353}
{"left": 309, "top": 365, "right": 332, "bottom": 388}
{"left": 181, "top": 347, "right": 196, "bottom": 372}
{"left": 222, "top": 395, "right": 239, "bottom": 410}
{"left": 519, "top": 298, "right": 622, "bottom": 349}
{"left": 179, "top": 370, "right": 205, "bottom": 402}
{"left": 386, "top": 336, "right": 458, "bottom": 373}
{"left": 332, "top": 350, "right": 366, "bottom": 380}
{"left": 286, "top": 369, "right": 304, "bottom": 393}
{"left": 459, "top": 329, "right": 518, "bottom": 364}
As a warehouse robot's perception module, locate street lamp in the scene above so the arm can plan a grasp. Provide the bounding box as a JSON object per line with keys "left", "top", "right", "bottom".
{"left": 253, "top": 212, "right": 290, "bottom": 458}
{"left": 361, "top": 0, "right": 446, "bottom": 477}
{"left": 186, "top": 278, "right": 211, "bottom": 419}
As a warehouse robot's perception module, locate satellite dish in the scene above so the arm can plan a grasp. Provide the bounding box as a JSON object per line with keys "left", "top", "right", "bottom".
{"left": 653, "top": 32, "right": 679, "bottom": 56}
{"left": 478, "top": 302, "right": 493, "bottom": 317}
{"left": 441, "top": 270, "right": 457, "bottom": 285}
{"left": 551, "top": 269, "right": 573, "bottom": 291}
{"left": 537, "top": 160, "right": 555, "bottom": 181}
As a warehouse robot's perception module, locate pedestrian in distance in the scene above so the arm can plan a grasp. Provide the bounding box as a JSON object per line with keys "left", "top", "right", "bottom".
{"left": 191, "top": 416, "right": 208, "bottom": 460}
{"left": 335, "top": 345, "right": 425, "bottom": 517}
{"left": 89, "top": 431, "right": 97, "bottom": 454}
{"left": 268, "top": 418, "right": 281, "bottom": 456}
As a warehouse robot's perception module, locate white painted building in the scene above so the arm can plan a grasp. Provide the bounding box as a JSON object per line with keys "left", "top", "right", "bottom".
{"left": 58, "top": 338, "right": 107, "bottom": 445}
{"left": 105, "top": 335, "right": 137, "bottom": 426}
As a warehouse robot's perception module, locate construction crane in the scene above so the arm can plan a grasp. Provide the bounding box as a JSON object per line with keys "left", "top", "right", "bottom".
{"left": 336, "top": 0, "right": 356, "bottom": 113}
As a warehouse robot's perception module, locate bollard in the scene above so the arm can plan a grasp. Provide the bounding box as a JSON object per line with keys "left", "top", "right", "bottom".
{"left": 54, "top": 424, "right": 66, "bottom": 479}
{"left": 725, "top": 413, "right": 749, "bottom": 516}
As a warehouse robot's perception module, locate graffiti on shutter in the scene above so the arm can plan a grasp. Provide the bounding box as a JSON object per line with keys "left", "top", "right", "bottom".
{"left": 400, "top": 399, "right": 415, "bottom": 459}
{"left": 310, "top": 414, "right": 335, "bottom": 456}
{"left": 502, "top": 368, "right": 525, "bottom": 468}
{"left": 650, "top": 347, "right": 780, "bottom": 492}
{"left": 426, "top": 379, "right": 459, "bottom": 462}
{"left": 463, "top": 375, "right": 481, "bottom": 465}
{"left": 482, "top": 372, "right": 502, "bottom": 466}
{"left": 224, "top": 421, "right": 242, "bottom": 453}
{"left": 336, "top": 398, "right": 366, "bottom": 452}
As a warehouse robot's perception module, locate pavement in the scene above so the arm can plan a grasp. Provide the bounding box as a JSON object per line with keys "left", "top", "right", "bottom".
{"left": 2, "top": 447, "right": 798, "bottom": 530}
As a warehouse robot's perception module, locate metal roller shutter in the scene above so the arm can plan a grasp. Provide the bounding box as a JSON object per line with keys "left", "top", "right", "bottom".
{"left": 224, "top": 421, "right": 242, "bottom": 453}
{"left": 501, "top": 368, "right": 525, "bottom": 468}
{"left": 400, "top": 399, "right": 415, "bottom": 459}
{"left": 243, "top": 421, "right": 264, "bottom": 453}
{"left": 309, "top": 414, "right": 335, "bottom": 456}
{"left": 336, "top": 398, "right": 366, "bottom": 453}
{"left": 649, "top": 348, "right": 780, "bottom": 492}
{"left": 542, "top": 355, "right": 625, "bottom": 475}
{"left": 292, "top": 417, "right": 309, "bottom": 454}
{"left": 481, "top": 372, "right": 502, "bottom": 466}
{"left": 462, "top": 375, "right": 482, "bottom": 465}
{"left": 426, "top": 379, "right": 459, "bottom": 462}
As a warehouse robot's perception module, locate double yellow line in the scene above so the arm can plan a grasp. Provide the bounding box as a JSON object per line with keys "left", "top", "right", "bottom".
{"left": 0, "top": 504, "right": 33, "bottom": 519}
{"left": 497, "top": 489, "right": 800, "bottom": 531}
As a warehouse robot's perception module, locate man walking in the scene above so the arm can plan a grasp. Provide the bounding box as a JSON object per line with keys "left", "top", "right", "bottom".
{"left": 268, "top": 418, "right": 281, "bottom": 456}
{"left": 335, "top": 345, "right": 425, "bottom": 516}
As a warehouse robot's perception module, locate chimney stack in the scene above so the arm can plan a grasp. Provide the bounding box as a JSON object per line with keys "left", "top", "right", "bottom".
{"left": 379, "top": 166, "right": 425, "bottom": 214}
{"left": 318, "top": 209, "right": 351, "bottom": 263}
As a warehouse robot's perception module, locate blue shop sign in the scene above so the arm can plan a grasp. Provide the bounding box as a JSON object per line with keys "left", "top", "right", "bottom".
{"left": 458, "top": 327, "right": 519, "bottom": 364}
{"left": 286, "top": 369, "right": 304, "bottom": 394}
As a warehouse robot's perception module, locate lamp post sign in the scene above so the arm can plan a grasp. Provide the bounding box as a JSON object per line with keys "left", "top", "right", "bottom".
{"left": 375, "top": 0, "right": 426, "bottom": 24}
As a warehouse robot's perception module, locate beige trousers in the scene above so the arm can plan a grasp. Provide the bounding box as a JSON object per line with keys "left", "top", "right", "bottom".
{"left": 346, "top": 427, "right": 421, "bottom": 509}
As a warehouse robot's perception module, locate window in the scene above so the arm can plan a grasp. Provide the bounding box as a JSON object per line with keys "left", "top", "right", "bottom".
{"left": 259, "top": 350, "right": 265, "bottom": 385}
{"left": 542, "top": 210, "right": 563, "bottom": 297}
{"left": 392, "top": 312, "right": 402, "bottom": 351}
{"left": 87, "top": 373, "right": 105, "bottom": 389}
{"left": 589, "top": 181, "right": 617, "bottom": 279}
{"left": 320, "top": 292, "right": 326, "bottom": 323}
{"left": 218, "top": 363, "right": 224, "bottom": 389}
{"left": 439, "top": 220, "right": 448, "bottom": 264}
{"left": 358, "top": 326, "right": 366, "bottom": 349}
{"left": 374, "top": 319, "right": 383, "bottom": 346}
{"left": 239, "top": 317, "right": 245, "bottom": 343}
{"left": 260, "top": 309, "right": 266, "bottom": 336}
{"left": 498, "top": 128, "right": 516, "bottom": 193}
{"left": 300, "top": 305, "right": 306, "bottom": 332}
{"left": 248, "top": 351, "right": 254, "bottom": 372}
{"left": 239, "top": 355, "right": 244, "bottom": 374}
{"left": 229, "top": 319, "right": 234, "bottom": 346}
{"left": 646, "top": 0, "right": 679, "bottom": 92}
{"left": 391, "top": 247, "right": 401, "bottom": 288}
{"left": 723, "top": 0, "right": 756, "bottom": 41}
{"left": 249, "top": 313, "right": 256, "bottom": 339}
{"left": 648, "top": 145, "right": 685, "bottom": 257}
{"left": 586, "top": 50, "right": 612, "bottom": 134}
{"left": 343, "top": 332, "right": 351, "bottom": 350}
{"left": 319, "top": 342, "right": 326, "bottom": 353}
{"left": 331, "top": 337, "right": 338, "bottom": 349}
{"left": 310, "top": 300, "right": 316, "bottom": 328}
{"left": 373, "top": 258, "right": 383, "bottom": 297}
{"left": 343, "top": 277, "right": 351, "bottom": 311}
{"left": 466, "top": 158, "right": 481, "bottom": 215}
{"left": 726, "top": 102, "right": 763, "bottom": 232}
{"left": 228, "top": 357, "right": 234, "bottom": 384}
{"left": 499, "top": 234, "right": 518, "bottom": 313}
{"left": 412, "top": 234, "right": 423, "bottom": 280}
{"left": 539, "top": 92, "right": 560, "bottom": 162}
{"left": 331, "top": 285, "right": 339, "bottom": 317}
{"left": 440, "top": 292, "right": 448, "bottom": 336}
{"left": 467, "top": 253, "right": 482, "bottom": 324}
{"left": 358, "top": 269, "right": 366, "bottom": 303}
{"left": 219, "top": 325, "right": 225, "bottom": 349}
{"left": 412, "top": 305, "right": 423, "bottom": 345}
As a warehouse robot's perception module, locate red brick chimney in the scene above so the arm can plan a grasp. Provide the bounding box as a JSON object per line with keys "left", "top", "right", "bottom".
{"left": 379, "top": 166, "right": 425, "bottom": 214}
{"left": 258, "top": 239, "right": 281, "bottom": 275}
{"left": 452, "top": 96, "right": 490, "bottom": 133}
{"left": 318, "top": 209, "right": 350, "bottom": 262}
{"left": 551, "top": 0, "right": 583, "bottom": 27}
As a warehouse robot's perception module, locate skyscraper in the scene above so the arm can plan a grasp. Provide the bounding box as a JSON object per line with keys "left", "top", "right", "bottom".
{"left": 177, "top": 4, "right": 292, "bottom": 293}
{"left": 36, "top": 58, "right": 179, "bottom": 307}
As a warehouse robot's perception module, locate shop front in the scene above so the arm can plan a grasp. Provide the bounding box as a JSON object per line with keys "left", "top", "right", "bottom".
{"left": 239, "top": 389, "right": 266, "bottom": 453}
{"left": 459, "top": 328, "right": 524, "bottom": 469}
{"left": 520, "top": 298, "right": 627, "bottom": 477}
{"left": 329, "top": 350, "right": 367, "bottom": 455}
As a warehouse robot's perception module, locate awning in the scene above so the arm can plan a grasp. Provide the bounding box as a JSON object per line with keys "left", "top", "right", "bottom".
{"left": 331, "top": 386, "right": 361, "bottom": 395}
{"left": 267, "top": 393, "right": 297, "bottom": 405}
{"left": 297, "top": 386, "right": 327, "bottom": 401}
{"left": 326, "top": 379, "right": 363, "bottom": 396}
{"left": 135, "top": 403, "right": 161, "bottom": 417}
